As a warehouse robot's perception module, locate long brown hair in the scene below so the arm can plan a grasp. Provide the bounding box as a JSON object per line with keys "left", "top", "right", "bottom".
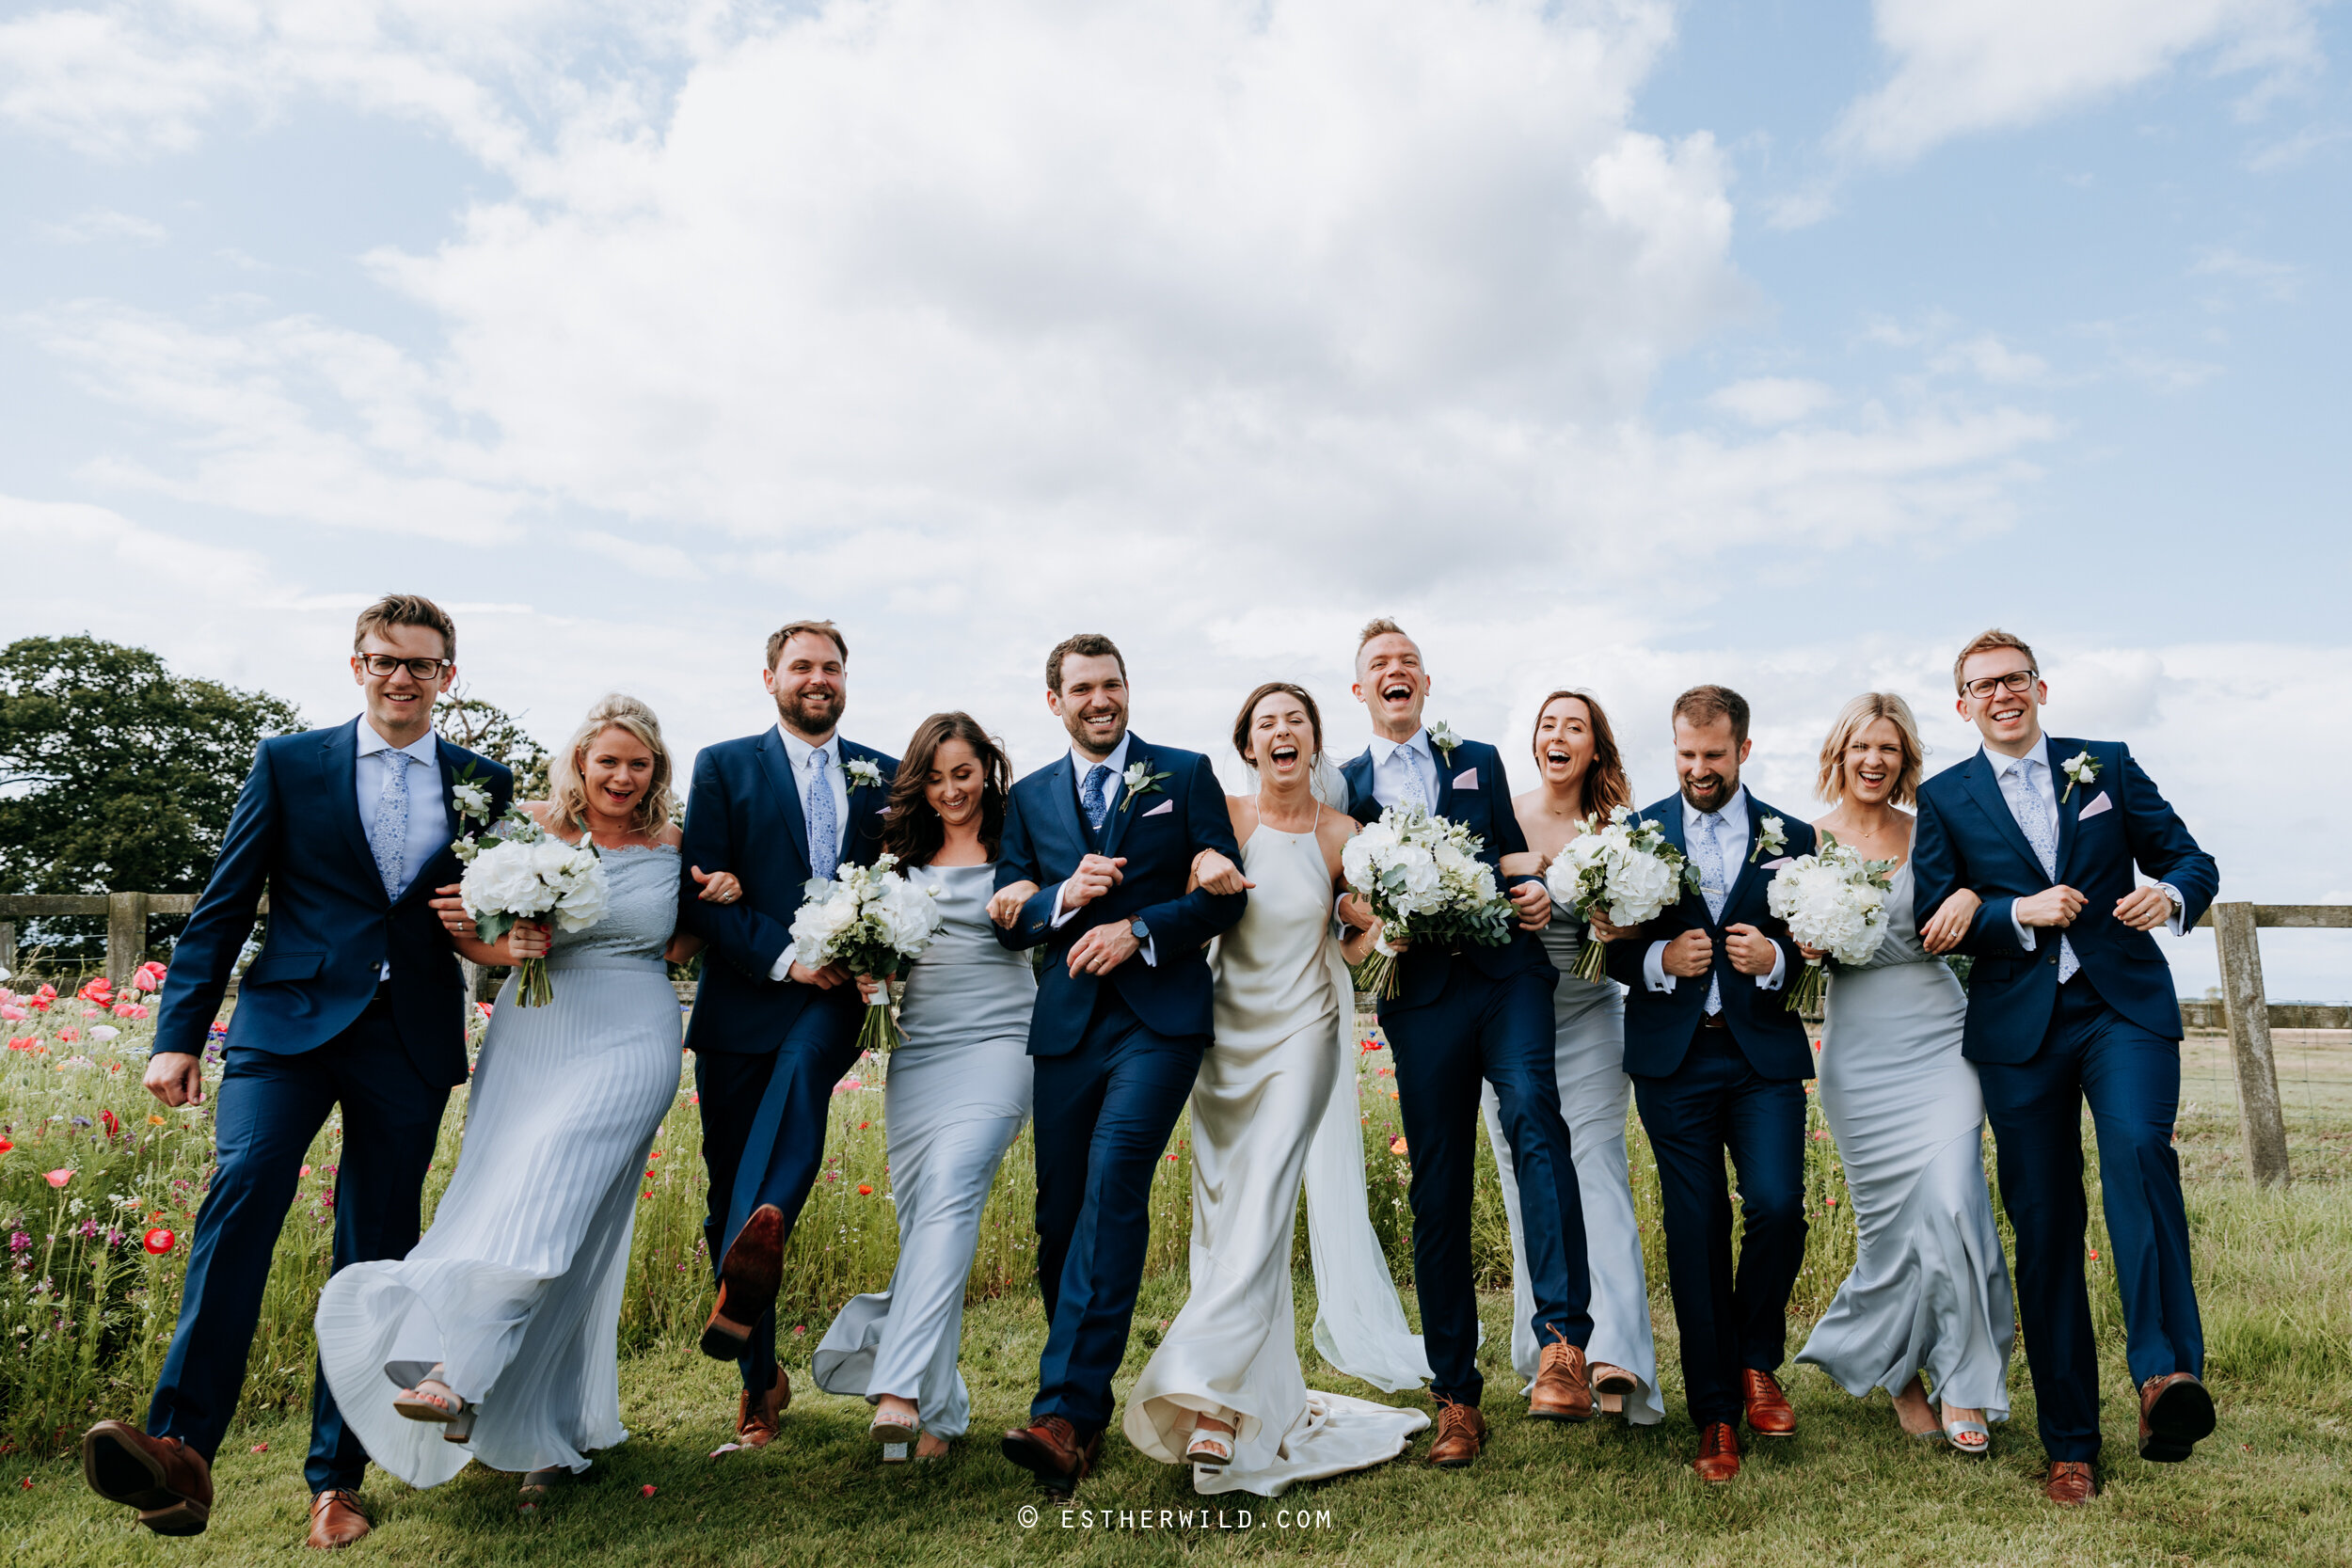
{"left": 1530, "top": 689, "right": 1631, "bottom": 821}
{"left": 1231, "top": 681, "right": 1324, "bottom": 765}
{"left": 881, "top": 712, "right": 1012, "bottom": 867}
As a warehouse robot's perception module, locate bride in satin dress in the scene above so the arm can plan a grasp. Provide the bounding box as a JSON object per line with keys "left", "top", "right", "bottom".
{"left": 1123, "top": 682, "right": 1430, "bottom": 1497}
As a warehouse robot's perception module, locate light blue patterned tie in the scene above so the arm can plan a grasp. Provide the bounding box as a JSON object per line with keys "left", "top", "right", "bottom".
{"left": 2003, "top": 758, "right": 2078, "bottom": 982}
{"left": 1395, "top": 742, "right": 1431, "bottom": 811}
{"left": 1693, "top": 811, "right": 1728, "bottom": 1014}
{"left": 369, "top": 749, "right": 412, "bottom": 898}
{"left": 1080, "top": 764, "right": 1112, "bottom": 833}
{"left": 807, "top": 750, "right": 839, "bottom": 880}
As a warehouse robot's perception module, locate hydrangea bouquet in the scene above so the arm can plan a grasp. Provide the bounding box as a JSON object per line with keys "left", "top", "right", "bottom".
{"left": 1763, "top": 832, "right": 1898, "bottom": 1013}
{"left": 1340, "top": 805, "right": 1517, "bottom": 999}
{"left": 787, "top": 853, "right": 946, "bottom": 1052}
{"left": 1544, "top": 804, "right": 1700, "bottom": 982}
{"left": 454, "top": 809, "right": 610, "bottom": 1007}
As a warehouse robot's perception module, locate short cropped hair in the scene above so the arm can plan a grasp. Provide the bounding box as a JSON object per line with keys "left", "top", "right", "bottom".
{"left": 1046, "top": 633, "right": 1126, "bottom": 693}
{"left": 767, "top": 620, "right": 848, "bottom": 668}
{"left": 1355, "top": 617, "right": 1415, "bottom": 670}
{"left": 353, "top": 594, "right": 456, "bottom": 660}
{"left": 1671, "top": 684, "right": 1749, "bottom": 745}
{"left": 1816, "top": 692, "right": 1925, "bottom": 807}
{"left": 1952, "top": 627, "right": 2036, "bottom": 694}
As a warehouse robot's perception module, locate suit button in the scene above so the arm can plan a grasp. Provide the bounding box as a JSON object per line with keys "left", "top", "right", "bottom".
{"left": 2048, "top": 955, "right": 2058, "bottom": 965}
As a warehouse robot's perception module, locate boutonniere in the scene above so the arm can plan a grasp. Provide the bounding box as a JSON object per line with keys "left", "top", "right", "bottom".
{"left": 844, "top": 756, "right": 884, "bottom": 791}
{"left": 451, "top": 763, "right": 494, "bottom": 829}
{"left": 1424, "top": 721, "right": 1461, "bottom": 763}
{"left": 1750, "top": 815, "right": 1788, "bottom": 863}
{"left": 1119, "top": 759, "right": 1173, "bottom": 812}
{"left": 2059, "top": 750, "right": 2099, "bottom": 803}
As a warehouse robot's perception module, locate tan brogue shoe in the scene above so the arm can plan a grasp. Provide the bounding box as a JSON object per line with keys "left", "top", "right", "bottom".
{"left": 306, "top": 1489, "right": 371, "bottom": 1549}
{"left": 2137, "top": 1372, "right": 2216, "bottom": 1463}
{"left": 81, "top": 1421, "right": 213, "bottom": 1537}
{"left": 1693, "top": 1420, "right": 1740, "bottom": 1483}
{"left": 2043, "top": 1460, "right": 2099, "bottom": 1505}
{"left": 1001, "top": 1416, "right": 1101, "bottom": 1496}
{"left": 1740, "top": 1368, "right": 1796, "bottom": 1437}
{"left": 1425, "top": 1399, "right": 1488, "bottom": 1467}
{"left": 736, "top": 1367, "right": 791, "bottom": 1448}
{"left": 1528, "top": 1329, "right": 1596, "bottom": 1422}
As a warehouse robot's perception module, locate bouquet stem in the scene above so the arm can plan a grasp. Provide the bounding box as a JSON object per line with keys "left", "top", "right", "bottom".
{"left": 856, "top": 978, "right": 905, "bottom": 1053}
{"left": 1348, "top": 946, "right": 1401, "bottom": 1002}
{"left": 515, "top": 956, "right": 556, "bottom": 1008}
{"left": 1572, "top": 927, "right": 1611, "bottom": 984}
{"left": 1787, "top": 959, "right": 1827, "bottom": 1015}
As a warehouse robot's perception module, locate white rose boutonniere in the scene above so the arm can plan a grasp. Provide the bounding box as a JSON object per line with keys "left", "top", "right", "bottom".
{"left": 1119, "top": 759, "right": 1173, "bottom": 812}
{"left": 845, "top": 757, "right": 884, "bottom": 791}
{"left": 2059, "top": 750, "right": 2100, "bottom": 803}
{"left": 450, "top": 763, "right": 495, "bottom": 829}
{"left": 1750, "top": 815, "right": 1788, "bottom": 863}
{"left": 1425, "top": 721, "right": 1461, "bottom": 764}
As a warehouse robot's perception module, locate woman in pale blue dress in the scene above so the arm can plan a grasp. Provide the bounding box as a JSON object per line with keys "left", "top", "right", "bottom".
{"left": 1481, "top": 689, "right": 1662, "bottom": 1423}
{"left": 1793, "top": 693, "right": 2013, "bottom": 1454}
{"left": 317, "top": 695, "right": 736, "bottom": 1506}
{"left": 813, "top": 713, "right": 1034, "bottom": 1463}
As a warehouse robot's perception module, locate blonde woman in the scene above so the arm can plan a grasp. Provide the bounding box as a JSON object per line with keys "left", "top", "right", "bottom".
{"left": 1792, "top": 694, "right": 2013, "bottom": 1455}
{"left": 316, "top": 695, "right": 739, "bottom": 1508}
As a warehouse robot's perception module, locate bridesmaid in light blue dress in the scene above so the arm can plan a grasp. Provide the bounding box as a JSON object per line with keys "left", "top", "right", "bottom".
{"left": 1481, "top": 689, "right": 1663, "bottom": 1424}
{"left": 813, "top": 713, "right": 1034, "bottom": 1463}
{"left": 1793, "top": 693, "right": 2013, "bottom": 1455}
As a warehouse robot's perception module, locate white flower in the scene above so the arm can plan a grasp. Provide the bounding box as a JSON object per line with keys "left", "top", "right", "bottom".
{"left": 90, "top": 1025, "right": 119, "bottom": 1040}
{"left": 1751, "top": 816, "right": 1788, "bottom": 863}
{"left": 2060, "top": 749, "right": 2101, "bottom": 802}
{"left": 452, "top": 780, "right": 492, "bottom": 820}
{"left": 1425, "top": 721, "right": 1461, "bottom": 759}
{"left": 846, "top": 757, "right": 884, "bottom": 790}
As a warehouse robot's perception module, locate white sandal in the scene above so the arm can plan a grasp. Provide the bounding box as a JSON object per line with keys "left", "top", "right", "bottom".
{"left": 1186, "top": 1418, "right": 1235, "bottom": 1467}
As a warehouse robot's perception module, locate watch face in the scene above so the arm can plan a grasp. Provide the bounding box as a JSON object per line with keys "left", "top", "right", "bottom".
{"left": 1131, "top": 919, "right": 1150, "bottom": 940}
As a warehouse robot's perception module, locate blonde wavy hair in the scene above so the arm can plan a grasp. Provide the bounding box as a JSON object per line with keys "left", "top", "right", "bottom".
{"left": 1816, "top": 691, "right": 1925, "bottom": 806}
{"left": 548, "top": 693, "right": 677, "bottom": 832}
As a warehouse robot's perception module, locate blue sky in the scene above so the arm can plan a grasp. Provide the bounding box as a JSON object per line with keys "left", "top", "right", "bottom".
{"left": 2, "top": 0, "right": 2346, "bottom": 996}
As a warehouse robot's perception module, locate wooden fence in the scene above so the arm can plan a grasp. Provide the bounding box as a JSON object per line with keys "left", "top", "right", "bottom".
{"left": 2, "top": 893, "right": 2342, "bottom": 1188}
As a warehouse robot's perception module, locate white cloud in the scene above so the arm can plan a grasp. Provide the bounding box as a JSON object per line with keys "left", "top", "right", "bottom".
{"left": 1707, "top": 377, "right": 1838, "bottom": 426}
{"left": 1834, "top": 0, "right": 2325, "bottom": 166}
{"left": 32, "top": 206, "right": 166, "bottom": 244}
{"left": 1931, "top": 334, "right": 2051, "bottom": 385}
{"left": 2190, "top": 245, "right": 2304, "bottom": 300}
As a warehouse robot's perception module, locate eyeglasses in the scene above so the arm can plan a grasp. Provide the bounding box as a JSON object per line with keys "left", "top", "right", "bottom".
{"left": 1962, "top": 669, "right": 2037, "bottom": 702}
{"left": 358, "top": 655, "right": 453, "bottom": 681}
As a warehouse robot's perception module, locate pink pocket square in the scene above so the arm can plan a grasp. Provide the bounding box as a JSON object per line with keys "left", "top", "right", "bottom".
{"left": 1453, "top": 768, "right": 1479, "bottom": 789}
{"left": 1761, "top": 856, "right": 1794, "bottom": 870}
{"left": 2077, "top": 791, "right": 2112, "bottom": 820}
{"left": 1141, "top": 799, "right": 1174, "bottom": 817}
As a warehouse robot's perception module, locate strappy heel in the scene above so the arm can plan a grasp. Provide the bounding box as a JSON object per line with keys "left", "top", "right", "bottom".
{"left": 516, "top": 1466, "right": 565, "bottom": 1513}
{"left": 1942, "top": 1412, "right": 1992, "bottom": 1457}
{"left": 387, "top": 1361, "right": 475, "bottom": 1443}
{"left": 872, "top": 1407, "right": 919, "bottom": 1465}
{"left": 1186, "top": 1415, "right": 1235, "bottom": 1468}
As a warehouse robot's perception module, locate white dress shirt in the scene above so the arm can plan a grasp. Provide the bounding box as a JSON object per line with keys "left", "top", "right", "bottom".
{"left": 355, "top": 720, "right": 450, "bottom": 979}
{"left": 1047, "top": 733, "right": 1155, "bottom": 966}
{"left": 1643, "top": 786, "right": 1787, "bottom": 1006}
{"left": 769, "top": 725, "right": 854, "bottom": 982}
{"left": 1366, "top": 728, "right": 1442, "bottom": 813}
{"left": 1985, "top": 737, "right": 2182, "bottom": 964}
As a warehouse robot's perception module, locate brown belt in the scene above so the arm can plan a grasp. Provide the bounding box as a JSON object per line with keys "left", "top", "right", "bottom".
{"left": 1698, "top": 1011, "right": 1729, "bottom": 1030}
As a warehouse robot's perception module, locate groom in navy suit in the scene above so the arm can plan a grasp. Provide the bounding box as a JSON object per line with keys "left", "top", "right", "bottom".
{"left": 677, "top": 620, "right": 897, "bottom": 1448}
{"left": 1912, "top": 628, "right": 2217, "bottom": 1505}
{"left": 1604, "top": 685, "right": 1815, "bottom": 1484}
{"left": 992, "top": 633, "right": 1246, "bottom": 1495}
{"left": 81, "top": 595, "right": 511, "bottom": 1549}
{"left": 1338, "top": 620, "right": 1595, "bottom": 1468}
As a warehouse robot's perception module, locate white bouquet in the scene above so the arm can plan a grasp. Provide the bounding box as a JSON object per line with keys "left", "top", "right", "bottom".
{"left": 1544, "top": 805, "right": 1700, "bottom": 983}
{"left": 454, "top": 809, "right": 609, "bottom": 1007}
{"left": 787, "top": 852, "right": 946, "bottom": 1052}
{"left": 1763, "top": 832, "right": 1898, "bottom": 1013}
{"left": 1340, "top": 805, "right": 1517, "bottom": 999}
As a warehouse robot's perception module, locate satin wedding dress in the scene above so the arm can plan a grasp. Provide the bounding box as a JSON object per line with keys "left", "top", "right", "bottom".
{"left": 1124, "top": 807, "right": 1428, "bottom": 1497}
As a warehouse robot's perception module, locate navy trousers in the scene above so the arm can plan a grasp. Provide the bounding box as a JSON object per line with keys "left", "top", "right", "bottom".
{"left": 1978, "top": 976, "right": 2201, "bottom": 1463}
{"left": 146, "top": 1000, "right": 447, "bottom": 1492}
{"left": 1029, "top": 990, "right": 1204, "bottom": 1432}
{"left": 1630, "top": 1022, "right": 1807, "bottom": 1429}
{"left": 693, "top": 990, "right": 864, "bottom": 1396}
{"left": 1385, "top": 963, "right": 1590, "bottom": 1406}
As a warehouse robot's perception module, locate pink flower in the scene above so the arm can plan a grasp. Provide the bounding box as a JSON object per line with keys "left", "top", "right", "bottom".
{"left": 133, "top": 961, "right": 167, "bottom": 992}
{"left": 112, "top": 1003, "right": 149, "bottom": 1020}
{"left": 0, "top": 1006, "right": 23, "bottom": 1022}
{"left": 45, "top": 1169, "right": 73, "bottom": 1188}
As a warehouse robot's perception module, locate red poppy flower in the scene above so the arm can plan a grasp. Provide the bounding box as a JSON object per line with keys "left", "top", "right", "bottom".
{"left": 856, "top": 1183, "right": 874, "bottom": 1196}
{"left": 45, "top": 1169, "right": 72, "bottom": 1188}
{"left": 143, "top": 1228, "right": 175, "bottom": 1254}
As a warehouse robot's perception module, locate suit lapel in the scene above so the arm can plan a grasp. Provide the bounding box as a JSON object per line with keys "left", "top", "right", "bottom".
{"left": 1043, "top": 754, "right": 1089, "bottom": 865}
{"left": 324, "top": 721, "right": 388, "bottom": 903}
{"left": 1653, "top": 796, "right": 1707, "bottom": 927}
{"left": 1724, "top": 793, "right": 1772, "bottom": 919}
{"left": 2050, "top": 736, "right": 2085, "bottom": 878}
{"left": 1342, "top": 751, "right": 1375, "bottom": 819}
{"left": 1958, "top": 749, "right": 2049, "bottom": 880}
{"left": 1431, "top": 740, "right": 1456, "bottom": 820}
{"left": 755, "top": 730, "right": 814, "bottom": 879}
{"left": 837, "top": 738, "right": 874, "bottom": 859}
{"left": 1102, "top": 741, "right": 1147, "bottom": 859}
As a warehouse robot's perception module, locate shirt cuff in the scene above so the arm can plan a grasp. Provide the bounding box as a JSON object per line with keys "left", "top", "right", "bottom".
{"left": 2012, "top": 910, "right": 2037, "bottom": 951}
{"left": 768, "top": 950, "right": 795, "bottom": 982}
{"left": 1050, "top": 883, "right": 1076, "bottom": 928}
{"left": 1139, "top": 937, "right": 1157, "bottom": 968}
{"left": 2158, "top": 882, "right": 2185, "bottom": 936}
{"left": 1758, "top": 942, "right": 1787, "bottom": 991}
{"left": 1644, "top": 940, "right": 1675, "bottom": 993}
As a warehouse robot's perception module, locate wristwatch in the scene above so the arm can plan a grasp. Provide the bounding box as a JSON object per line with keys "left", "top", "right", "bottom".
{"left": 1130, "top": 917, "right": 1152, "bottom": 944}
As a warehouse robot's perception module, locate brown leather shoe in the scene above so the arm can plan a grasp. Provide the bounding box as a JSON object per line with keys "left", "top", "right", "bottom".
{"left": 1693, "top": 1420, "right": 1740, "bottom": 1482}
{"left": 2043, "top": 1460, "right": 2099, "bottom": 1505}
{"left": 1425, "top": 1399, "right": 1487, "bottom": 1467}
{"left": 1528, "top": 1329, "right": 1596, "bottom": 1422}
{"left": 736, "top": 1367, "right": 792, "bottom": 1448}
{"left": 702, "top": 1204, "right": 784, "bottom": 1360}
{"left": 82, "top": 1421, "right": 213, "bottom": 1536}
{"left": 2137, "top": 1372, "right": 2216, "bottom": 1463}
{"left": 307, "top": 1489, "right": 371, "bottom": 1549}
{"left": 1001, "top": 1416, "right": 1102, "bottom": 1495}
{"left": 1740, "top": 1368, "right": 1796, "bottom": 1437}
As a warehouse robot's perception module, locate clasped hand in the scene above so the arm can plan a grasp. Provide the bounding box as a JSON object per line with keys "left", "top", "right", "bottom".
{"left": 1662, "top": 924, "right": 1778, "bottom": 978}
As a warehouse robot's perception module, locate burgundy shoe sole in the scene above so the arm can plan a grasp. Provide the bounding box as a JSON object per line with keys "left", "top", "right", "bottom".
{"left": 702, "top": 1205, "right": 785, "bottom": 1361}
{"left": 83, "top": 1426, "right": 209, "bottom": 1537}
{"left": 2139, "top": 1379, "right": 2217, "bottom": 1463}
{"left": 1000, "top": 1431, "right": 1086, "bottom": 1490}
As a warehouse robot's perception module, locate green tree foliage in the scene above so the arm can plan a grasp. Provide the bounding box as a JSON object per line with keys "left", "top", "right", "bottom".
{"left": 433, "top": 685, "right": 551, "bottom": 800}
{"left": 0, "top": 636, "right": 304, "bottom": 964}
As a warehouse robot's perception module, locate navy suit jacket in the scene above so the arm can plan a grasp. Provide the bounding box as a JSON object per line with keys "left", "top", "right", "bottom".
{"left": 1340, "top": 736, "right": 1553, "bottom": 1011}
{"left": 1911, "top": 737, "right": 2217, "bottom": 1063}
{"left": 678, "top": 729, "right": 898, "bottom": 1055}
{"left": 1605, "top": 791, "right": 1817, "bottom": 1081}
{"left": 993, "top": 736, "right": 1246, "bottom": 1053}
{"left": 152, "top": 719, "right": 514, "bottom": 1088}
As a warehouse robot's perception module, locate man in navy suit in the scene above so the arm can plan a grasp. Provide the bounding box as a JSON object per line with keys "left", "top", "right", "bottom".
{"left": 676, "top": 620, "right": 898, "bottom": 1449}
{"left": 1912, "top": 628, "right": 2217, "bottom": 1505}
{"left": 1603, "top": 685, "right": 1814, "bottom": 1484}
{"left": 80, "top": 595, "right": 512, "bottom": 1549}
{"left": 1337, "top": 619, "right": 1593, "bottom": 1469}
{"left": 990, "top": 633, "right": 1246, "bottom": 1495}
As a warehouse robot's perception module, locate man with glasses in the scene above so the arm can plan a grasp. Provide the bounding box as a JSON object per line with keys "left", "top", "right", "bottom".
{"left": 81, "top": 594, "right": 512, "bottom": 1548}
{"left": 1913, "top": 628, "right": 2217, "bottom": 1507}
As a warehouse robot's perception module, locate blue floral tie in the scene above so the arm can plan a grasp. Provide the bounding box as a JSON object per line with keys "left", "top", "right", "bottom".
{"left": 1080, "top": 764, "right": 1112, "bottom": 833}
{"left": 368, "top": 749, "right": 412, "bottom": 898}
{"left": 807, "top": 751, "right": 838, "bottom": 880}
{"left": 1692, "top": 811, "right": 1728, "bottom": 1014}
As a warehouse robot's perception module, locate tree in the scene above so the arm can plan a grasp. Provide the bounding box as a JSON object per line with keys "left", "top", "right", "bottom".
{"left": 0, "top": 637, "right": 304, "bottom": 965}
{"left": 433, "top": 685, "right": 551, "bottom": 800}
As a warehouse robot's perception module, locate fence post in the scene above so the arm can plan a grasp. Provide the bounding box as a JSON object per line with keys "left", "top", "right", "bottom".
{"left": 106, "top": 892, "right": 149, "bottom": 995}
{"left": 2213, "top": 900, "right": 2291, "bottom": 1189}
{"left": 0, "top": 920, "right": 14, "bottom": 977}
